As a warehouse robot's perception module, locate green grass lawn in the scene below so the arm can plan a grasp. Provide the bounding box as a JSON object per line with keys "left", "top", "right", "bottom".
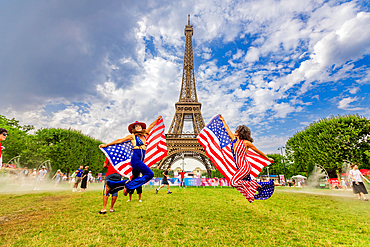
{"left": 0, "top": 185, "right": 369, "bottom": 246}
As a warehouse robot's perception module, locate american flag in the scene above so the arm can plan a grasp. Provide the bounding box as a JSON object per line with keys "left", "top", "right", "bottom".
{"left": 254, "top": 180, "right": 275, "bottom": 200}
{"left": 100, "top": 117, "right": 167, "bottom": 178}
{"left": 197, "top": 115, "right": 272, "bottom": 182}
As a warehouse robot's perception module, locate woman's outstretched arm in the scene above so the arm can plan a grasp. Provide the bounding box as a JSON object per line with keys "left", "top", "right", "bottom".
{"left": 219, "top": 115, "right": 235, "bottom": 140}
{"left": 99, "top": 134, "right": 134, "bottom": 148}
{"left": 245, "top": 140, "right": 274, "bottom": 162}
{"left": 146, "top": 116, "right": 162, "bottom": 134}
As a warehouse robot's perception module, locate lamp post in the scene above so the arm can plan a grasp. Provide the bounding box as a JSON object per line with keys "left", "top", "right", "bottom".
{"left": 278, "top": 146, "right": 286, "bottom": 184}
{"left": 181, "top": 153, "right": 185, "bottom": 171}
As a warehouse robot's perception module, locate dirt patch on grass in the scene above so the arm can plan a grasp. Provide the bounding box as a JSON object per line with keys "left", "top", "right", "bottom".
{"left": 38, "top": 194, "right": 74, "bottom": 202}
{"left": 0, "top": 211, "right": 41, "bottom": 225}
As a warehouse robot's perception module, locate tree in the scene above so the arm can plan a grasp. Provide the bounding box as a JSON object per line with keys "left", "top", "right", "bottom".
{"left": 211, "top": 169, "right": 224, "bottom": 178}
{"left": 0, "top": 115, "right": 34, "bottom": 164}
{"left": 285, "top": 114, "right": 370, "bottom": 177}
{"left": 0, "top": 115, "right": 107, "bottom": 175}
{"left": 35, "top": 128, "right": 105, "bottom": 175}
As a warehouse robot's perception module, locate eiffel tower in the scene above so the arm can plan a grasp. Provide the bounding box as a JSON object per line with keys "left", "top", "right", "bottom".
{"left": 158, "top": 15, "right": 213, "bottom": 176}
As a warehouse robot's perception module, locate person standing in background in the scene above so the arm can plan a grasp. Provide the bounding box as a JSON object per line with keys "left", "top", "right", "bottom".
{"left": 0, "top": 128, "right": 8, "bottom": 168}
{"left": 20, "top": 167, "right": 29, "bottom": 186}
{"left": 52, "top": 170, "right": 62, "bottom": 189}
{"left": 34, "top": 166, "right": 47, "bottom": 190}
{"left": 155, "top": 167, "right": 172, "bottom": 194}
{"left": 179, "top": 170, "right": 186, "bottom": 188}
{"left": 98, "top": 158, "right": 122, "bottom": 214}
{"left": 70, "top": 170, "right": 76, "bottom": 188}
{"left": 30, "top": 168, "right": 37, "bottom": 181}
{"left": 73, "top": 166, "right": 83, "bottom": 192}
{"left": 80, "top": 166, "right": 89, "bottom": 192}
{"left": 349, "top": 164, "right": 369, "bottom": 201}
{"left": 87, "top": 171, "right": 93, "bottom": 187}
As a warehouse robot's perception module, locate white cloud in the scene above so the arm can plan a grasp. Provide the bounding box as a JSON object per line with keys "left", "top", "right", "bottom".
{"left": 282, "top": 11, "right": 370, "bottom": 94}
{"left": 348, "top": 87, "right": 360, "bottom": 94}
{"left": 244, "top": 47, "right": 260, "bottom": 62}
{"left": 232, "top": 49, "right": 244, "bottom": 60}
{"left": 337, "top": 97, "right": 363, "bottom": 111}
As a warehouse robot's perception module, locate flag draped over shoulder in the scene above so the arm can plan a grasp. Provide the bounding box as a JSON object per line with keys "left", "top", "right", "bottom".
{"left": 100, "top": 117, "right": 167, "bottom": 178}
{"left": 197, "top": 115, "right": 272, "bottom": 184}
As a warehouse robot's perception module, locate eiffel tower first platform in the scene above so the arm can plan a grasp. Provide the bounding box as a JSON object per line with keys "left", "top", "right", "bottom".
{"left": 158, "top": 15, "right": 213, "bottom": 176}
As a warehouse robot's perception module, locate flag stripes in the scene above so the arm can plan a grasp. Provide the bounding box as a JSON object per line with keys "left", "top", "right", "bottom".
{"left": 197, "top": 115, "right": 272, "bottom": 183}
{"left": 144, "top": 118, "right": 167, "bottom": 167}
{"left": 100, "top": 117, "right": 167, "bottom": 178}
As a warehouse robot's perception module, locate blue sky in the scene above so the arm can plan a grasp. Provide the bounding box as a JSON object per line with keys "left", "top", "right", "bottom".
{"left": 1, "top": 0, "right": 370, "bottom": 157}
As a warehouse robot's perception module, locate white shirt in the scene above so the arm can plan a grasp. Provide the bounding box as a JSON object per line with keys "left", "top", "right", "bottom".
{"left": 38, "top": 169, "right": 47, "bottom": 179}
{"left": 349, "top": 169, "right": 362, "bottom": 183}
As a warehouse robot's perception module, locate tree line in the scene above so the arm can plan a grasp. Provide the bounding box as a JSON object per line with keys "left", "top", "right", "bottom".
{"left": 285, "top": 114, "right": 370, "bottom": 178}
{"left": 2, "top": 114, "right": 369, "bottom": 179}
{"left": 1, "top": 115, "right": 105, "bottom": 176}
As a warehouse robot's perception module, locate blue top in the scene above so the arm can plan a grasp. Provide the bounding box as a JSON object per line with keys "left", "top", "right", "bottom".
{"left": 76, "top": 169, "right": 83, "bottom": 177}
{"left": 135, "top": 135, "right": 145, "bottom": 146}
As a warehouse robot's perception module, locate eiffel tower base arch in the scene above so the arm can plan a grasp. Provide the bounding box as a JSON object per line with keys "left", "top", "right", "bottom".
{"left": 158, "top": 137, "right": 213, "bottom": 177}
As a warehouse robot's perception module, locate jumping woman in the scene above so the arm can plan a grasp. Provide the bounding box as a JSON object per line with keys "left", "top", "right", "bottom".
{"left": 219, "top": 115, "right": 274, "bottom": 202}
{"left": 99, "top": 116, "right": 162, "bottom": 195}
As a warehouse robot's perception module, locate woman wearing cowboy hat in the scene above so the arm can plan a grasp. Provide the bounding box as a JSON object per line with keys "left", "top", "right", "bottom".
{"left": 99, "top": 116, "right": 162, "bottom": 195}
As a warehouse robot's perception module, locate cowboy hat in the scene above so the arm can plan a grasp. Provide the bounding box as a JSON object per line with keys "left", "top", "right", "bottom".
{"left": 128, "top": 121, "right": 146, "bottom": 133}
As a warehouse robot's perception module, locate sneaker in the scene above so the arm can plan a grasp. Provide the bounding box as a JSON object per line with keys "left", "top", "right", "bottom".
{"left": 126, "top": 200, "right": 131, "bottom": 202}
{"left": 155, "top": 189, "right": 158, "bottom": 194}
{"left": 139, "top": 200, "right": 142, "bottom": 202}
{"left": 167, "top": 191, "right": 172, "bottom": 194}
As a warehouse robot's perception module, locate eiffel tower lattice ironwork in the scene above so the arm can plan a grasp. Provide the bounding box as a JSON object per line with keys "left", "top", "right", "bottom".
{"left": 158, "top": 15, "right": 213, "bottom": 175}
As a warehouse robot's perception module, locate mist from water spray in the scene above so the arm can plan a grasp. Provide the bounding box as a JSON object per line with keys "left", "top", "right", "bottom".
{"left": 341, "top": 161, "right": 351, "bottom": 177}
{"left": 306, "top": 165, "right": 328, "bottom": 188}
{"left": 0, "top": 171, "right": 102, "bottom": 193}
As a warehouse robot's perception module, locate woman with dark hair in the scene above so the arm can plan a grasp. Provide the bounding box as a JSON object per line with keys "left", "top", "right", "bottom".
{"left": 219, "top": 115, "right": 273, "bottom": 202}
{"left": 99, "top": 116, "right": 162, "bottom": 195}
{"left": 0, "top": 128, "right": 8, "bottom": 167}
{"left": 80, "top": 166, "right": 89, "bottom": 192}
{"left": 349, "top": 164, "right": 369, "bottom": 201}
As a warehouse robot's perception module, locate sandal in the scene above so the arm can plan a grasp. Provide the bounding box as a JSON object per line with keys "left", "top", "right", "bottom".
{"left": 98, "top": 210, "right": 107, "bottom": 214}
{"left": 110, "top": 209, "right": 115, "bottom": 212}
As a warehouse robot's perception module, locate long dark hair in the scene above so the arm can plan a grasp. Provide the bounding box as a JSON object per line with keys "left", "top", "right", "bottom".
{"left": 0, "top": 128, "right": 8, "bottom": 135}
{"left": 236, "top": 125, "right": 253, "bottom": 142}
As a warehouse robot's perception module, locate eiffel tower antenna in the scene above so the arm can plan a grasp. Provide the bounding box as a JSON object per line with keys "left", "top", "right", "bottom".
{"left": 179, "top": 14, "right": 198, "bottom": 103}
{"left": 158, "top": 16, "right": 213, "bottom": 175}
